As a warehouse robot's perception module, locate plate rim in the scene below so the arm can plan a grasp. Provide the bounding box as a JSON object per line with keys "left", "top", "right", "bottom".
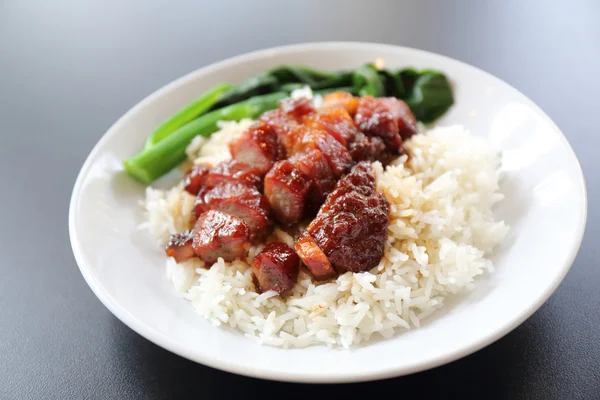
{"left": 69, "top": 41, "right": 588, "bottom": 383}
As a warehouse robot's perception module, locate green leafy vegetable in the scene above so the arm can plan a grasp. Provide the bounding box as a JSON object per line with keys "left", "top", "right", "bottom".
{"left": 211, "top": 73, "right": 279, "bottom": 109}
{"left": 352, "top": 65, "right": 385, "bottom": 97}
{"left": 399, "top": 68, "right": 420, "bottom": 95}
{"left": 378, "top": 70, "right": 405, "bottom": 98}
{"left": 270, "top": 65, "right": 334, "bottom": 85}
{"left": 310, "top": 71, "right": 353, "bottom": 90}
{"left": 279, "top": 83, "right": 304, "bottom": 92}
{"left": 405, "top": 72, "right": 454, "bottom": 122}
{"left": 280, "top": 83, "right": 358, "bottom": 96}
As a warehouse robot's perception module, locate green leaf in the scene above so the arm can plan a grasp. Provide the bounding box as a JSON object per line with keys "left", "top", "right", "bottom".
{"left": 211, "top": 73, "right": 279, "bottom": 108}
{"left": 399, "top": 68, "right": 420, "bottom": 97}
{"left": 405, "top": 72, "right": 454, "bottom": 123}
{"left": 353, "top": 64, "right": 385, "bottom": 97}
{"left": 279, "top": 83, "right": 304, "bottom": 92}
{"left": 310, "top": 71, "right": 353, "bottom": 90}
{"left": 378, "top": 70, "right": 405, "bottom": 98}
{"left": 269, "top": 65, "right": 335, "bottom": 85}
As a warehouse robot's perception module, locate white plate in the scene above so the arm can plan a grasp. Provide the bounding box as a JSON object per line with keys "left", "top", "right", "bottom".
{"left": 69, "top": 42, "right": 587, "bottom": 383}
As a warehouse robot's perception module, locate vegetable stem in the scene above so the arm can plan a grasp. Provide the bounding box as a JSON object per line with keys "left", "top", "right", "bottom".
{"left": 311, "top": 72, "right": 353, "bottom": 90}
{"left": 211, "top": 73, "right": 279, "bottom": 109}
{"left": 144, "top": 83, "right": 232, "bottom": 150}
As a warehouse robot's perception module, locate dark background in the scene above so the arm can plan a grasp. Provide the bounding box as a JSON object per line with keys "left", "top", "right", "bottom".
{"left": 1, "top": 1, "right": 599, "bottom": 399}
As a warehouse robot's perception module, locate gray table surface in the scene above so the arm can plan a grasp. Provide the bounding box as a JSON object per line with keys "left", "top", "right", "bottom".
{"left": 1, "top": 1, "right": 599, "bottom": 399}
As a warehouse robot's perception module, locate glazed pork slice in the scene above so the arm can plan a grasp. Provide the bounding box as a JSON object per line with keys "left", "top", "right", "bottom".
{"left": 203, "top": 159, "right": 262, "bottom": 189}
{"left": 264, "top": 149, "right": 340, "bottom": 226}
{"left": 165, "top": 230, "right": 195, "bottom": 263}
{"left": 289, "top": 150, "right": 336, "bottom": 214}
{"left": 194, "top": 182, "right": 270, "bottom": 237}
{"left": 280, "top": 97, "right": 315, "bottom": 118}
{"left": 383, "top": 97, "right": 418, "bottom": 141}
{"left": 304, "top": 107, "right": 359, "bottom": 147}
{"left": 354, "top": 96, "right": 417, "bottom": 151}
{"left": 252, "top": 242, "right": 300, "bottom": 294}
{"left": 321, "top": 91, "right": 359, "bottom": 116}
{"left": 354, "top": 96, "right": 402, "bottom": 152}
{"left": 192, "top": 210, "right": 251, "bottom": 264}
{"left": 260, "top": 96, "right": 353, "bottom": 177}
{"left": 303, "top": 161, "right": 390, "bottom": 274}
{"left": 260, "top": 108, "right": 299, "bottom": 152}
{"left": 294, "top": 232, "right": 336, "bottom": 281}
{"left": 291, "top": 125, "right": 353, "bottom": 177}
{"left": 264, "top": 160, "right": 310, "bottom": 225}
{"left": 259, "top": 97, "right": 314, "bottom": 152}
{"left": 348, "top": 131, "right": 398, "bottom": 165}
{"left": 183, "top": 163, "right": 210, "bottom": 195}
{"left": 229, "top": 122, "right": 285, "bottom": 174}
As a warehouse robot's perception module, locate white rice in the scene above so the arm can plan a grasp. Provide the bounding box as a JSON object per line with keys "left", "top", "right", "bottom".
{"left": 143, "top": 94, "right": 508, "bottom": 348}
